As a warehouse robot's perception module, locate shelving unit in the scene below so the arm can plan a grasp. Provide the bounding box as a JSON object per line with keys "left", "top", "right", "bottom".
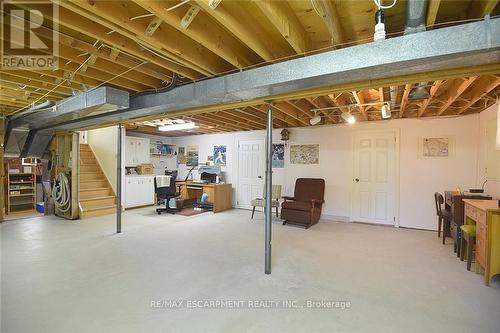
{"left": 5, "top": 159, "right": 37, "bottom": 214}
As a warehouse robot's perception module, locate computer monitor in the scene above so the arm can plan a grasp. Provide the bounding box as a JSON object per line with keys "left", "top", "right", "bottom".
{"left": 165, "top": 170, "right": 178, "bottom": 180}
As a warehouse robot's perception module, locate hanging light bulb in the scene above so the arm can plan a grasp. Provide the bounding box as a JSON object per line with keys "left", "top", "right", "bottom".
{"left": 341, "top": 112, "right": 356, "bottom": 124}
{"left": 310, "top": 111, "right": 322, "bottom": 125}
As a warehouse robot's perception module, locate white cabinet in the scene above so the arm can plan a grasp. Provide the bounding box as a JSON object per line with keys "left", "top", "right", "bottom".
{"left": 125, "top": 136, "right": 150, "bottom": 166}
{"left": 125, "top": 176, "right": 154, "bottom": 208}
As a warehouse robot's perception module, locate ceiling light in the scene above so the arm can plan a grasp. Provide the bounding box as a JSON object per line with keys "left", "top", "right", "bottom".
{"left": 310, "top": 111, "right": 322, "bottom": 125}
{"left": 381, "top": 103, "right": 391, "bottom": 119}
{"left": 158, "top": 122, "right": 198, "bottom": 131}
{"left": 341, "top": 112, "right": 356, "bottom": 124}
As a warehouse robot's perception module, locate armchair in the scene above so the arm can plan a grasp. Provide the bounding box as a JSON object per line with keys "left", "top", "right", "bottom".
{"left": 281, "top": 178, "right": 325, "bottom": 229}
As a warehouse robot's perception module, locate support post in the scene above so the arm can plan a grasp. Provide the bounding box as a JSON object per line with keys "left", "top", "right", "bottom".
{"left": 265, "top": 103, "right": 273, "bottom": 274}
{"left": 116, "top": 124, "right": 122, "bottom": 233}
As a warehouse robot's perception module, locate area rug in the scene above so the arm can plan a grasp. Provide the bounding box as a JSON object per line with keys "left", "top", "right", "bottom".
{"left": 176, "top": 207, "right": 211, "bottom": 216}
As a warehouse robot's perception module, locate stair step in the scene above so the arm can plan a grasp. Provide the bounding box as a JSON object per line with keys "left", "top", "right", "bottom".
{"left": 80, "top": 187, "right": 112, "bottom": 199}
{"left": 81, "top": 165, "right": 100, "bottom": 172}
{"left": 80, "top": 204, "right": 116, "bottom": 219}
{"left": 80, "top": 196, "right": 116, "bottom": 208}
{"left": 80, "top": 180, "right": 108, "bottom": 189}
{"left": 80, "top": 172, "right": 104, "bottom": 181}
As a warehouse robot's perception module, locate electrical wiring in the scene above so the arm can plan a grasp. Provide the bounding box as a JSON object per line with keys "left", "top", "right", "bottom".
{"left": 373, "top": 0, "right": 398, "bottom": 10}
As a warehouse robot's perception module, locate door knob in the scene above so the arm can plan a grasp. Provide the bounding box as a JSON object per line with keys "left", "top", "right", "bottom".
{"left": 258, "top": 176, "right": 262, "bottom": 178}
{"left": 355, "top": 178, "right": 359, "bottom": 182}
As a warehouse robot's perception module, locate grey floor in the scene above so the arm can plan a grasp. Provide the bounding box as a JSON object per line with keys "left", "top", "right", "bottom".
{"left": 1, "top": 208, "right": 499, "bottom": 333}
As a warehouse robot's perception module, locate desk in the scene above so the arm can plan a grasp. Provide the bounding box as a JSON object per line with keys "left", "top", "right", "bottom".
{"left": 463, "top": 199, "right": 500, "bottom": 286}
{"left": 177, "top": 182, "right": 232, "bottom": 213}
{"left": 445, "top": 191, "right": 491, "bottom": 252}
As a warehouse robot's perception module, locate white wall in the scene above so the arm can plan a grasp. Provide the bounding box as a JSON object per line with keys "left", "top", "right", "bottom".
{"left": 477, "top": 103, "right": 500, "bottom": 198}
{"left": 87, "top": 126, "right": 118, "bottom": 192}
{"left": 170, "top": 113, "right": 486, "bottom": 230}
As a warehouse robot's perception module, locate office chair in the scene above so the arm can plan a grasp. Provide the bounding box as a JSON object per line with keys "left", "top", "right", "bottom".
{"left": 155, "top": 174, "right": 180, "bottom": 215}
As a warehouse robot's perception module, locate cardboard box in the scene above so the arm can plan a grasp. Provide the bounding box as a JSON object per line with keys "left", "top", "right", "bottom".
{"left": 136, "top": 163, "right": 154, "bottom": 175}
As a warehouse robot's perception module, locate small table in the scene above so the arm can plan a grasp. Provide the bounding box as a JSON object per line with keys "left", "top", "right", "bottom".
{"left": 463, "top": 199, "right": 500, "bottom": 286}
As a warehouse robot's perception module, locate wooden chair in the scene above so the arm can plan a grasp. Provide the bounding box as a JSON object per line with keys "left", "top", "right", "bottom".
{"left": 460, "top": 225, "right": 476, "bottom": 271}
{"left": 251, "top": 185, "right": 282, "bottom": 219}
{"left": 434, "top": 192, "right": 452, "bottom": 244}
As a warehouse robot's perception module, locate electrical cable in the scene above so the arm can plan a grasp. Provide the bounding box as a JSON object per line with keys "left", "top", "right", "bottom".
{"left": 373, "top": 0, "right": 398, "bottom": 10}
{"left": 52, "top": 172, "right": 71, "bottom": 213}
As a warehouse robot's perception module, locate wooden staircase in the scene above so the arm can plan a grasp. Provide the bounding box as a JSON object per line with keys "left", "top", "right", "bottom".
{"left": 79, "top": 144, "right": 117, "bottom": 219}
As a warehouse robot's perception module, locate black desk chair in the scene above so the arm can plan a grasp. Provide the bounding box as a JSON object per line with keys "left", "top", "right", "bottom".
{"left": 155, "top": 175, "right": 180, "bottom": 215}
{"left": 434, "top": 192, "right": 452, "bottom": 244}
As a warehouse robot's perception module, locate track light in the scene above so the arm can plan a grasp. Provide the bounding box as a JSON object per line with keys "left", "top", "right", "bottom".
{"left": 381, "top": 103, "right": 391, "bottom": 119}
{"left": 310, "top": 111, "right": 322, "bottom": 125}
{"left": 158, "top": 122, "right": 198, "bottom": 131}
{"left": 341, "top": 112, "right": 356, "bottom": 124}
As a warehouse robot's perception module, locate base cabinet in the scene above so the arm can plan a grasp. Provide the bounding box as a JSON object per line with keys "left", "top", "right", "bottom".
{"left": 125, "top": 176, "right": 154, "bottom": 208}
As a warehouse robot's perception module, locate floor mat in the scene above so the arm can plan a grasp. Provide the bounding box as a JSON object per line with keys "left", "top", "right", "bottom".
{"left": 176, "top": 207, "right": 211, "bottom": 216}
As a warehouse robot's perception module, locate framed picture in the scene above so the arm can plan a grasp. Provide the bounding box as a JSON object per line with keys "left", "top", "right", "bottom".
{"left": 290, "top": 144, "right": 319, "bottom": 164}
{"left": 213, "top": 145, "right": 227, "bottom": 166}
{"left": 419, "top": 137, "right": 454, "bottom": 158}
{"left": 272, "top": 143, "right": 285, "bottom": 168}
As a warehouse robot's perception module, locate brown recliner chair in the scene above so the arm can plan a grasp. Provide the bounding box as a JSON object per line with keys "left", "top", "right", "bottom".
{"left": 281, "top": 178, "right": 325, "bottom": 229}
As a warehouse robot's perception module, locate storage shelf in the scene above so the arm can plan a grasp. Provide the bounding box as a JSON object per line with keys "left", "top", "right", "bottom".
{"left": 6, "top": 161, "right": 37, "bottom": 215}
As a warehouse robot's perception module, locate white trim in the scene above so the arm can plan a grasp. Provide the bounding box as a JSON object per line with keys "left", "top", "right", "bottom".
{"left": 350, "top": 129, "right": 400, "bottom": 227}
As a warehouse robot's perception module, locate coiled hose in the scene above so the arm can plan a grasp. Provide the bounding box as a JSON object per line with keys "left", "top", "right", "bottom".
{"left": 52, "top": 172, "right": 71, "bottom": 213}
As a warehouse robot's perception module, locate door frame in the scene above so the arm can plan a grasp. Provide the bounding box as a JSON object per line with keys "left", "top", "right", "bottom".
{"left": 235, "top": 138, "right": 265, "bottom": 209}
{"left": 350, "top": 129, "right": 400, "bottom": 227}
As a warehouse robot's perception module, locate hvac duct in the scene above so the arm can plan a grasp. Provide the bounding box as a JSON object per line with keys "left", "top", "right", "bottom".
{"left": 5, "top": 87, "right": 129, "bottom": 158}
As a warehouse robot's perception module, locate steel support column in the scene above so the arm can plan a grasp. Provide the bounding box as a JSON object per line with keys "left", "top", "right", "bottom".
{"left": 116, "top": 124, "right": 122, "bottom": 233}
{"left": 265, "top": 103, "right": 273, "bottom": 274}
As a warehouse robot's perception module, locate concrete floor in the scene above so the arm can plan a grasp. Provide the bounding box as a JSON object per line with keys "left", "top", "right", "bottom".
{"left": 1, "top": 208, "right": 499, "bottom": 333}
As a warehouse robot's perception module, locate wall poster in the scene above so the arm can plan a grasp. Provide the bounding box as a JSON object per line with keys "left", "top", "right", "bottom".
{"left": 186, "top": 145, "right": 199, "bottom": 166}
{"left": 290, "top": 144, "right": 319, "bottom": 164}
{"left": 272, "top": 143, "right": 285, "bottom": 168}
{"left": 213, "top": 145, "right": 227, "bottom": 166}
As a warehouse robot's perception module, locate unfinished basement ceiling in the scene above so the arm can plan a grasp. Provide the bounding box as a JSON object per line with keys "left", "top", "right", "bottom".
{"left": 1, "top": 0, "right": 499, "bottom": 114}
{"left": 126, "top": 74, "right": 500, "bottom": 137}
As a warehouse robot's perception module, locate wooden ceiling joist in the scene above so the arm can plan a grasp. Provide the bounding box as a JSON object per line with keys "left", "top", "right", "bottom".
{"left": 63, "top": 0, "right": 231, "bottom": 76}
{"left": 254, "top": 0, "right": 311, "bottom": 54}
{"left": 436, "top": 77, "right": 478, "bottom": 116}
{"left": 351, "top": 91, "right": 368, "bottom": 120}
{"left": 457, "top": 76, "right": 500, "bottom": 114}
{"left": 418, "top": 80, "right": 444, "bottom": 117}
{"left": 399, "top": 84, "right": 412, "bottom": 118}
{"left": 132, "top": 0, "right": 260, "bottom": 68}
{"left": 195, "top": 0, "right": 282, "bottom": 61}
{"left": 52, "top": 5, "right": 201, "bottom": 80}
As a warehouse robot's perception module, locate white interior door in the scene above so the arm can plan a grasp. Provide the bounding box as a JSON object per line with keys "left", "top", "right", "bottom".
{"left": 352, "top": 130, "right": 398, "bottom": 225}
{"left": 237, "top": 140, "right": 265, "bottom": 209}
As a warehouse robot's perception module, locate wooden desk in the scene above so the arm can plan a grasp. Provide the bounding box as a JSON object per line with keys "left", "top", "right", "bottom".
{"left": 177, "top": 182, "right": 232, "bottom": 213}
{"left": 463, "top": 199, "right": 500, "bottom": 286}
{"left": 445, "top": 191, "right": 491, "bottom": 252}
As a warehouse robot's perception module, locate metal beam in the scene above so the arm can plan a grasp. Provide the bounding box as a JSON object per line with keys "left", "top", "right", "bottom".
{"left": 265, "top": 103, "right": 272, "bottom": 275}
